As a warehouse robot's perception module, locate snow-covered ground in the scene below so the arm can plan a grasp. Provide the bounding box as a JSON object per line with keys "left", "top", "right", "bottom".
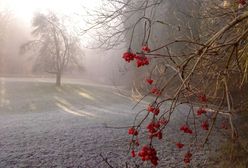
{"left": 0, "top": 78, "right": 224, "bottom": 167}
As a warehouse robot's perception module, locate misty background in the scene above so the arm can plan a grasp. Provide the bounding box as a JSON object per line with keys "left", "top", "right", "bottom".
{"left": 0, "top": 0, "right": 134, "bottom": 86}
{"left": 0, "top": 0, "right": 194, "bottom": 88}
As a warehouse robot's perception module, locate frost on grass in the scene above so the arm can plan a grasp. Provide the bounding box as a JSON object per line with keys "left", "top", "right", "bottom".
{"left": 0, "top": 79, "right": 225, "bottom": 167}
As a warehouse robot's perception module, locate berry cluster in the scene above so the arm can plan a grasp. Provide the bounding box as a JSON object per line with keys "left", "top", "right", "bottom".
{"left": 146, "top": 78, "right": 153, "bottom": 85}
{"left": 142, "top": 45, "right": 151, "bottom": 53}
{"left": 122, "top": 51, "right": 150, "bottom": 67}
{"left": 135, "top": 55, "right": 149, "bottom": 67}
{"left": 159, "top": 119, "right": 168, "bottom": 126}
{"left": 198, "top": 94, "right": 207, "bottom": 103}
{"left": 138, "top": 145, "right": 159, "bottom": 166}
{"left": 201, "top": 120, "right": 209, "bottom": 131}
{"left": 146, "top": 121, "right": 163, "bottom": 139}
{"left": 150, "top": 87, "right": 161, "bottom": 96}
{"left": 176, "top": 142, "right": 184, "bottom": 149}
{"left": 184, "top": 151, "right": 192, "bottom": 164}
{"left": 180, "top": 125, "right": 193, "bottom": 134}
{"left": 147, "top": 105, "right": 160, "bottom": 115}
{"left": 128, "top": 127, "right": 138, "bottom": 136}
{"left": 122, "top": 48, "right": 218, "bottom": 167}
{"left": 131, "top": 150, "right": 136, "bottom": 157}
{"left": 197, "top": 108, "right": 206, "bottom": 116}
{"left": 122, "top": 51, "right": 135, "bottom": 63}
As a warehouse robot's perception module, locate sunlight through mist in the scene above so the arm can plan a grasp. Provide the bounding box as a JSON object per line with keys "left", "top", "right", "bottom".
{"left": 1, "top": 0, "right": 101, "bottom": 22}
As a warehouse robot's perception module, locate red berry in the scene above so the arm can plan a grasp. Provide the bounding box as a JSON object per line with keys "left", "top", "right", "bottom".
{"left": 147, "top": 105, "right": 160, "bottom": 115}
{"left": 184, "top": 151, "right": 192, "bottom": 164}
{"left": 180, "top": 125, "right": 193, "bottom": 134}
{"left": 176, "top": 142, "right": 184, "bottom": 149}
{"left": 198, "top": 94, "right": 207, "bottom": 103}
{"left": 150, "top": 87, "right": 161, "bottom": 96}
{"left": 185, "top": 151, "right": 192, "bottom": 158}
{"left": 138, "top": 150, "right": 145, "bottom": 157}
{"left": 138, "top": 145, "right": 159, "bottom": 166}
{"left": 157, "top": 131, "right": 163, "bottom": 140}
{"left": 131, "top": 150, "right": 136, "bottom": 157}
{"left": 135, "top": 140, "right": 140, "bottom": 146}
{"left": 122, "top": 51, "right": 135, "bottom": 63}
{"left": 154, "top": 122, "right": 160, "bottom": 129}
{"left": 128, "top": 127, "right": 138, "bottom": 136}
{"left": 134, "top": 55, "right": 149, "bottom": 67}
{"left": 147, "top": 105, "right": 155, "bottom": 112}
{"left": 142, "top": 45, "right": 151, "bottom": 53}
{"left": 147, "top": 121, "right": 161, "bottom": 135}
{"left": 153, "top": 108, "right": 160, "bottom": 115}
{"left": 197, "top": 108, "right": 206, "bottom": 116}
{"left": 146, "top": 79, "right": 153, "bottom": 85}
{"left": 184, "top": 158, "right": 191, "bottom": 164}
{"left": 159, "top": 118, "right": 168, "bottom": 126}
{"left": 151, "top": 159, "right": 158, "bottom": 166}
{"left": 188, "top": 129, "right": 193, "bottom": 134}
{"left": 151, "top": 87, "right": 158, "bottom": 94}
{"left": 147, "top": 122, "right": 157, "bottom": 134}
{"left": 201, "top": 120, "right": 209, "bottom": 131}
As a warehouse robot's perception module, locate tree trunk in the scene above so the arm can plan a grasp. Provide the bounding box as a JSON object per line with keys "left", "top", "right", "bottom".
{"left": 56, "top": 72, "right": 61, "bottom": 86}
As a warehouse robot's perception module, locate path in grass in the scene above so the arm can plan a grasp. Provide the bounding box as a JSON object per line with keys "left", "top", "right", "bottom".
{"left": 0, "top": 78, "right": 224, "bottom": 167}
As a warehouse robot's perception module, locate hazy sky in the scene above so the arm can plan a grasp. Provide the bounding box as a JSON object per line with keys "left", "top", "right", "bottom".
{"left": 1, "top": 0, "right": 101, "bottom": 23}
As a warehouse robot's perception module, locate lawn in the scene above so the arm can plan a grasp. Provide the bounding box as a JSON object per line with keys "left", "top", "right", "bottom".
{"left": 0, "top": 77, "right": 223, "bottom": 167}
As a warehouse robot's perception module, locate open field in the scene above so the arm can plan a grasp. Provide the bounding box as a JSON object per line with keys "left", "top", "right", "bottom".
{"left": 0, "top": 78, "right": 224, "bottom": 167}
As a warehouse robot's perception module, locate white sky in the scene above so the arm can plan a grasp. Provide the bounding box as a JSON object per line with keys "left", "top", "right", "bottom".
{"left": 1, "top": 0, "right": 101, "bottom": 23}
{"left": 0, "top": 0, "right": 104, "bottom": 45}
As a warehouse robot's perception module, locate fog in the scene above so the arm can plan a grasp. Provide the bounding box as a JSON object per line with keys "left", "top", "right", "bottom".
{"left": 0, "top": 0, "right": 135, "bottom": 87}
{"left": 0, "top": 0, "right": 196, "bottom": 88}
{"left": 0, "top": 16, "right": 31, "bottom": 74}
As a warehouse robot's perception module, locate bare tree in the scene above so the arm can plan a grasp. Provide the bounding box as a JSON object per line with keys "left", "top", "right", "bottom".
{"left": 21, "top": 12, "right": 84, "bottom": 86}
